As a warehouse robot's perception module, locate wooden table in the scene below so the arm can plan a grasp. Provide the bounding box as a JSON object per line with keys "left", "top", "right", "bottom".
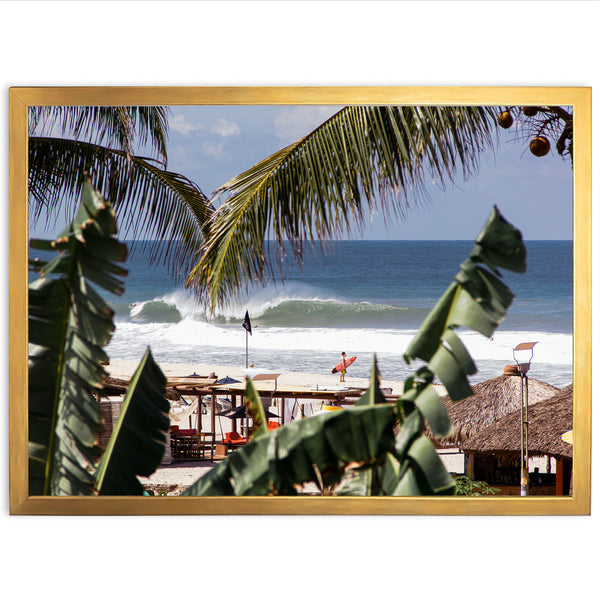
{"left": 171, "top": 431, "right": 215, "bottom": 461}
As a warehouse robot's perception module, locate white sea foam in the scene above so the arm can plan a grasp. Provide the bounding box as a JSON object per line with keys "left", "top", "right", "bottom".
{"left": 110, "top": 318, "right": 572, "bottom": 366}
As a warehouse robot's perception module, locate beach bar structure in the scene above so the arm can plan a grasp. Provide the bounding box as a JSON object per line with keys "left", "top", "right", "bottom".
{"left": 97, "top": 374, "right": 219, "bottom": 462}
{"left": 461, "top": 384, "right": 573, "bottom": 496}
{"left": 434, "top": 366, "right": 559, "bottom": 447}
{"left": 96, "top": 371, "right": 400, "bottom": 462}
{"left": 424, "top": 366, "right": 559, "bottom": 485}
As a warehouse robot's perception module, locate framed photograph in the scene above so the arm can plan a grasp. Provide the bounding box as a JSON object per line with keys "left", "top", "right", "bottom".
{"left": 9, "top": 86, "right": 591, "bottom": 515}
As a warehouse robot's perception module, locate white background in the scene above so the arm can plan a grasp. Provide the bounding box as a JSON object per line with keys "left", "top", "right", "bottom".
{"left": 2, "top": 2, "right": 597, "bottom": 598}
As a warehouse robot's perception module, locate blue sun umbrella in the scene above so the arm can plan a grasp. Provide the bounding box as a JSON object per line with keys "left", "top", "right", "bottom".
{"left": 215, "top": 376, "right": 241, "bottom": 385}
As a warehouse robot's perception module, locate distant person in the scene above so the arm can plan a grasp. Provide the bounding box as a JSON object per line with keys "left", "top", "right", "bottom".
{"left": 339, "top": 352, "right": 347, "bottom": 382}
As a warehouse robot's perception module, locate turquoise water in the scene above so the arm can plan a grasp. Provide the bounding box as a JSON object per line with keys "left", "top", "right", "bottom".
{"left": 93, "top": 239, "right": 572, "bottom": 388}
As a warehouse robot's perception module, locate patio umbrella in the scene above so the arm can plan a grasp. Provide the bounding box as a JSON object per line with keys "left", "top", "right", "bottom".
{"left": 216, "top": 405, "right": 278, "bottom": 419}
{"left": 215, "top": 376, "right": 241, "bottom": 385}
{"left": 561, "top": 430, "right": 573, "bottom": 445}
{"left": 243, "top": 367, "right": 282, "bottom": 391}
{"left": 216, "top": 404, "right": 278, "bottom": 442}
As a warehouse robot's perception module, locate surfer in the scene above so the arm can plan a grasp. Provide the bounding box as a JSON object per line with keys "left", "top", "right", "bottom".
{"left": 339, "top": 351, "right": 347, "bottom": 382}
{"left": 331, "top": 353, "right": 356, "bottom": 380}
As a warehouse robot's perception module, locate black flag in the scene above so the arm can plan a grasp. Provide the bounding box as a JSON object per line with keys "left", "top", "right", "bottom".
{"left": 242, "top": 310, "right": 252, "bottom": 335}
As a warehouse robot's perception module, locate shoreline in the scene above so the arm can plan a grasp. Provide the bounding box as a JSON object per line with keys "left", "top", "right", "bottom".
{"left": 105, "top": 358, "right": 409, "bottom": 395}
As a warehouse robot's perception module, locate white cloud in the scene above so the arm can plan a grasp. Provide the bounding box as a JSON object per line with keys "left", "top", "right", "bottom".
{"left": 273, "top": 106, "right": 340, "bottom": 143}
{"left": 202, "top": 141, "right": 225, "bottom": 157}
{"left": 170, "top": 113, "right": 205, "bottom": 137}
{"left": 211, "top": 118, "right": 240, "bottom": 137}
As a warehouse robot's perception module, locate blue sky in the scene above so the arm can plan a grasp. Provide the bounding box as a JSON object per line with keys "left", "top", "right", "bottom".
{"left": 164, "top": 105, "right": 573, "bottom": 241}
{"left": 29, "top": 105, "right": 573, "bottom": 242}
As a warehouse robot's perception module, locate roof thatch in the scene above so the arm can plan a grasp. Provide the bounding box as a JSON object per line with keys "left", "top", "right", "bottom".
{"left": 461, "top": 384, "right": 573, "bottom": 459}
{"left": 430, "top": 369, "right": 559, "bottom": 446}
{"left": 100, "top": 376, "right": 182, "bottom": 402}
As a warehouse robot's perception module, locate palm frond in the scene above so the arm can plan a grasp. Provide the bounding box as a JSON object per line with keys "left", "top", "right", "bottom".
{"left": 186, "top": 105, "right": 499, "bottom": 310}
{"left": 29, "top": 136, "right": 212, "bottom": 273}
{"left": 183, "top": 206, "right": 525, "bottom": 497}
{"left": 29, "top": 106, "right": 170, "bottom": 165}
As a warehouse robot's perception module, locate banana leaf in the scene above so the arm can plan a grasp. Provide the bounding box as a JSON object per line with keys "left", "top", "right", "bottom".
{"left": 95, "top": 348, "right": 170, "bottom": 495}
{"left": 183, "top": 207, "right": 525, "bottom": 497}
{"left": 404, "top": 206, "right": 526, "bottom": 400}
{"left": 243, "top": 378, "right": 268, "bottom": 440}
{"left": 186, "top": 105, "right": 498, "bottom": 311}
{"left": 28, "top": 180, "right": 127, "bottom": 495}
{"left": 335, "top": 356, "right": 389, "bottom": 495}
{"left": 183, "top": 403, "right": 398, "bottom": 496}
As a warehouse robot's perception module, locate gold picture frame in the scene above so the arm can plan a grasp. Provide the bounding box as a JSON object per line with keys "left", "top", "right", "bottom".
{"left": 9, "top": 86, "right": 591, "bottom": 515}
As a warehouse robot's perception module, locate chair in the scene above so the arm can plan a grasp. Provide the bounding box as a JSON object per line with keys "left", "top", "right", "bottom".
{"left": 224, "top": 431, "right": 247, "bottom": 448}
{"left": 170, "top": 426, "right": 180, "bottom": 456}
{"left": 172, "top": 428, "right": 200, "bottom": 459}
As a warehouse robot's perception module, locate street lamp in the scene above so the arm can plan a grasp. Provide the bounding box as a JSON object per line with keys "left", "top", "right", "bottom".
{"left": 513, "top": 342, "right": 538, "bottom": 496}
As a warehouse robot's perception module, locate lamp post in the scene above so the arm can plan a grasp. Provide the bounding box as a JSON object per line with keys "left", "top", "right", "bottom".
{"left": 513, "top": 342, "right": 538, "bottom": 496}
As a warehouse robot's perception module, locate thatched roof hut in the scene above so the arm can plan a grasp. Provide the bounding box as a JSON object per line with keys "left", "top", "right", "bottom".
{"left": 432, "top": 366, "right": 559, "bottom": 446}
{"left": 461, "top": 384, "right": 573, "bottom": 459}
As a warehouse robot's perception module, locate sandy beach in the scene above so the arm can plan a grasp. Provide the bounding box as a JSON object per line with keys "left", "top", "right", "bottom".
{"left": 106, "top": 358, "right": 406, "bottom": 394}
{"left": 104, "top": 358, "right": 466, "bottom": 494}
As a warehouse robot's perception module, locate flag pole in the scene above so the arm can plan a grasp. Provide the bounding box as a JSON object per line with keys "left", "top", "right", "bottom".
{"left": 242, "top": 310, "right": 252, "bottom": 369}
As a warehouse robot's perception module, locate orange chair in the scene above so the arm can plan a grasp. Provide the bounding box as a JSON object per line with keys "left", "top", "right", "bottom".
{"left": 224, "top": 431, "right": 247, "bottom": 447}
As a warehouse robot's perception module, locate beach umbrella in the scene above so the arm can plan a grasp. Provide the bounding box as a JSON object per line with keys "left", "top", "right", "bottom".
{"left": 428, "top": 366, "right": 559, "bottom": 447}
{"left": 215, "top": 376, "right": 241, "bottom": 385}
{"left": 243, "top": 367, "right": 282, "bottom": 391}
{"left": 243, "top": 367, "right": 281, "bottom": 379}
{"left": 561, "top": 430, "right": 573, "bottom": 445}
{"left": 216, "top": 405, "right": 278, "bottom": 419}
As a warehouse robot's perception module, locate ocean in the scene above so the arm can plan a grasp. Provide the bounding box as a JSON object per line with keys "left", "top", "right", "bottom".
{"left": 88, "top": 239, "right": 573, "bottom": 389}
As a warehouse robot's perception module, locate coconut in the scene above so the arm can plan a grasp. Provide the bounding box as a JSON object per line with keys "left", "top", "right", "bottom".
{"left": 498, "top": 111, "right": 514, "bottom": 129}
{"left": 529, "top": 136, "right": 551, "bottom": 157}
{"left": 522, "top": 106, "right": 539, "bottom": 117}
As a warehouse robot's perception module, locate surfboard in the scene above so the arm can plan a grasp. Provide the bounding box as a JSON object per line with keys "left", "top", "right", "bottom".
{"left": 331, "top": 356, "right": 357, "bottom": 374}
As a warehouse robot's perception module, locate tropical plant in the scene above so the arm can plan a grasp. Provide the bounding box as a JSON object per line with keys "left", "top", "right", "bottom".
{"left": 453, "top": 475, "right": 499, "bottom": 497}
{"left": 185, "top": 102, "right": 574, "bottom": 311}
{"left": 28, "top": 180, "right": 170, "bottom": 495}
{"left": 28, "top": 106, "right": 213, "bottom": 272}
{"left": 182, "top": 206, "right": 526, "bottom": 496}
{"left": 495, "top": 105, "right": 573, "bottom": 163}
{"left": 186, "top": 105, "right": 501, "bottom": 310}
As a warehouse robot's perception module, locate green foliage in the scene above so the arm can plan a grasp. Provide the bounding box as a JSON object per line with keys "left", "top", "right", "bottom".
{"left": 28, "top": 180, "right": 170, "bottom": 495}
{"left": 95, "top": 348, "right": 170, "bottom": 495}
{"left": 186, "top": 105, "right": 499, "bottom": 311}
{"left": 28, "top": 107, "right": 212, "bottom": 275}
{"left": 404, "top": 206, "right": 526, "bottom": 400}
{"left": 243, "top": 378, "right": 268, "bottom": 440}
{"left": 183, "top": 394, "right": 398, "bottom": 496}
{"left": 454, "top": 476, "right": 500, "bottom": 497}
{"left": 183, "top": 206, "right": 526, "bottom": 496}
{"left": 28, "top": 180, "right": 127, "bottom": 495}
